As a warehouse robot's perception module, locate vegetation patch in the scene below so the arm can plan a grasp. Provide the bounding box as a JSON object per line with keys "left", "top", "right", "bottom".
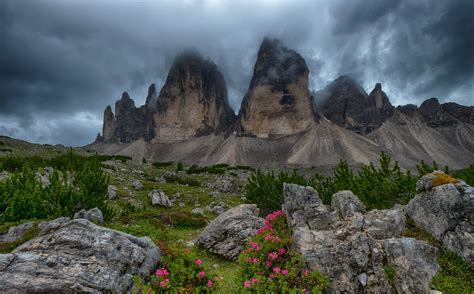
{"left": 163, "top": 174, "right": 201, "bottom": 187}
{"left": 0, "top": 223, "right": 40, "bottom": 253}
{"left": 153, "top": 161, "right": 175, "bottom": 168}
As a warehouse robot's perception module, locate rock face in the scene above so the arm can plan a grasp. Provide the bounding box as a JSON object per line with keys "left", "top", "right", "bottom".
{"left": 317, "top": 76, "right": 394, "bottom": 134}
{"left": 404, "top": 171, "right": 474, "bottom": 263}
{"left": 236, "top": 38, "right": 316, "bottom": 138}
{"left": 282, "top": 183, "right": 439, "bottom": 293}
{"left": 196, "top": 204, "right": 264, "bottom": 260}
{"left": 0, "top": 219, "right": 160, "bottom": 293}
{"left": 153, "top": 51, "right": 236, "bottom": 142}
{"left": 102, "top": 105, "right": 117, "bottom": 142}
{"left": 415, "top": 97, "right": 473, "bottom": 127}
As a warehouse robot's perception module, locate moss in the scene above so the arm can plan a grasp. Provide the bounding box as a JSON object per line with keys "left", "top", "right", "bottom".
{"left": 0, "top": 223, "right": 40, "bottom": 253}
{"left": 384, "top": 265, "right": 396, "bottom": 284}
{"left": 403, "top": 216, "right": 441, "bottom": 247}
{"left": 432, "top": 172, "right": 459, "bottom": 187}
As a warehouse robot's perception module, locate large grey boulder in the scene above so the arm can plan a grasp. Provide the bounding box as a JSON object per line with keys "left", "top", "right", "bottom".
{"left": 74, "top": 207, "right": 104, "bottom": 225}
{"left": 283, "top": 183, "right": 439, "bottom": 293}
{"left": 149, "top": 189, "right": 172, "bottom": 207}
{"left": 404, "top": 171, "right": 474, "bottom": 263}
{"left": 196, "top": 204, "right": 264, "bottom": 260}
{"left": 0, "top": 217, "right": 70, "bottom": 245}
{"left": 0, "top": 219, "right": 160, "bottom": 293}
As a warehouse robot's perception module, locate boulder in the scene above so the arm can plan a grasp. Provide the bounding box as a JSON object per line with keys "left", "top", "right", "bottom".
{"left": 108, "top": 185, "right": 118, "bottom": 200}
{"left": 0, "top": 219, "right": 160, "bottom": 293}
{"left": 206, "top": 201, "right": 228, "bottom": 215}
{"left": 132, "top": 179, "right": 143, "bottom": 190}
{"left": 191, "top": 207, "right": 205, "bottom": 215}
{"left": 404, "top": 171, "right": 474, "bottom": 263}
{"left": 74, "top": 207, "right": 104, "bottom": 225}
{"left": 283, "top": 183, "right": 440, "bottom": 293}
{"left": 149, "top": 189, "right": 172, "bottom": 207}
{"left": 0, "top": 217, "right": 70, "bottom": 246}
{"left": 196, "top": 204, "right": 264, "bottom": 260}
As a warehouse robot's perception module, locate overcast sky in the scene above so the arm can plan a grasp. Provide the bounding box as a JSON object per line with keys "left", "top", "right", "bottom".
{"left": 1, "top": 0, "right": 473, "bottom": 146}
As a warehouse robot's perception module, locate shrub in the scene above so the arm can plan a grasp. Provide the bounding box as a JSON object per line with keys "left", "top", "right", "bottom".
{"left": 153, "top": 161, "right": 175, "bottom": 168}
{"left": 453, "top": 164, "right": 474, "bottom": 186}
{"left": 245, "top": 170, "right": 310, "bottom": 216}
{"left": 176, "top": 162, "right": 183, "bottom": 171}
{"left": 238, "top": 210, "right": 329, "bottom": 292}
{"left": 134, "top": 246, "right": 217, "bottom": 292}
{"left": 186, "top": 165, "right": 227, "bottom": 175}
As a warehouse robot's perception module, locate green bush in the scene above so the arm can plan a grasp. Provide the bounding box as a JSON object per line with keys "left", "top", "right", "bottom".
{"left": 0, "top": 157, "right": 113, "bottom": 222}
{"left": 176, "top": 162, "right": 183, "bottom": 171}
{"left": 238, "top": 210, "right": 329, "bottom": 292}
{"left": 245, "top": 152, "right": 422, "bottom": 213}
{"left": 186, "top": 164, "right": 228, "bottom": 175}
{"left": 134, "top": 246, "right": 217, "bottom": 292}
{"left": 452, "top": 164, "right": 474, "bottom": 186}
{"left": 245, "top": 170, "right": 310, "bottom": 216}
{"left": 153, "top": 161, "right": 175, "bottom": 168}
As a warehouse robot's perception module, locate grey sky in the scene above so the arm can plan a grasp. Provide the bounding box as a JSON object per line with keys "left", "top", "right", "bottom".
{"left": 1, "top": 0, "right": 473, "bottom": 146}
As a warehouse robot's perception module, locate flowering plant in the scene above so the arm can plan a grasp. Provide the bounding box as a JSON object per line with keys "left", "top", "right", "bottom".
{"left": 238, "top": 210, "right": 329, "bottom": 293}
{"left": 133, "top": 246, "right": 216, "bottom": 293}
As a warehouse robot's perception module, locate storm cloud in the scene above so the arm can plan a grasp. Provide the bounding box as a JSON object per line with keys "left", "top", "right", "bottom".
{"left": 1, "top": 0, "right": 473, "bottom": 146}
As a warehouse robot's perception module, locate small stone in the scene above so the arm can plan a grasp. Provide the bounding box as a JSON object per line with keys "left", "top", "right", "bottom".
{"left": 149, "top": 189, "right": 172, "bottom": 207}
{"left": 107, "top": 185, "right": 118, "bottom": 200}
{"left": 74, "top": 207, "right": 104, "bottom": 225}
{"left": 132, "top": 180, "right": 143, "bottom": 190}
{"left": 192, "top": 208, "right": 205, "bottom": 215}
{"left": 358, "top": 273, "right": 367, "bottom": 287}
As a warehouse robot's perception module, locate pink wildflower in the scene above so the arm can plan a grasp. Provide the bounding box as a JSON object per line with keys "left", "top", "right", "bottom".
{"left": 195, "top": 259, "right": 203, "bottom": 266}
{"left": 198, "top": 271, "right": 206, "bottom": 278}
{"left": 268, "top": 251, "right": 278, "bottom": 260}
{"left": 155, "top": 268, "right": 170, "bottom": 277}
{"left": 251, "top": 277, "right": 259, "bottom": 284}
{"left": 303, "top": 269, "right": 310, "bottom": 277}
{"left": 281, "top": 269, "right": 289, "bottom": 275}
{"left": 249, "top": 241, "right": 261, "bottom": 251}
{"left": 265, "top": 260, "right": 273, "bottom": 268}
{"left": 273, "top": 267, "right": 281, "bottom": 273}
{"left": 243, "top": 280, "right": 252, "bottom": 288}
{"left": 207, "top": 280, "right": 213, "bottom": 288}
{"left": 269, "top": 273, "right": 276, "bottom": 279}
{"left": 264, "top": 234, "right": 273, "bottom": 241}
{"left": 160, "top": 278, "right": 169, "bottom": 288}
{"left": 278, "top": 248, "right": 286, "bottom": 255}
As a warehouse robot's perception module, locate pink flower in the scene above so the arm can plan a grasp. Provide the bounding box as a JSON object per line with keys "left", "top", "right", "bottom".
{"left": 303, "top": 269, "right": 310, "bottom": 277}
{"left": 268, "top": 251, "right": 278, "bottom": 260}
{"left": 195, "top": 259, "right": 203, "bottom": 266}
{"left": 251, "top": 277, "right": 258, "bottom": 284}
{"left": 207, "top": 280, "right": 213, "bottom": 288}
{"left": 243, "top": 280, "right": 252, "bottom": 288}
{"left": 265, "top": 260, "right": 272, "bottom": 268}
{"left": 160, "top": 278, "right": 169, "bottom": 288}
{"left": 278, "top": 248, "right": 286, "bottom": 255}
{"left": 155, "top": 268, "right": 170, "bottom": 277}
{"left": 273, "top": 267, "right": 281, "bottom": 273}
{"left": 264, "top": 234, "right": 273, "bottom": 241}
{"left": 198, "top": 271, "right": 206, "bottom": 278}
{"left": 269, "top": 273, "right": 276, "bottom": 279}
{"left": 281, "top": 269, "right": 289, "bottom": 275}
{"left": 246, "top": 257, "right": 260, "bottom": 264}
{"left": 147, "top": 289, "right": 152, "bottom": 294}
{"left": 249, "top": 241, "right": 261, "bottom": 251}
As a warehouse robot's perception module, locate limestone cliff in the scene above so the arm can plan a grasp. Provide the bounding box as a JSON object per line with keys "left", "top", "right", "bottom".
{"left": 152, "top": 51, "right": 236, "bottom": 143}
{"left": 236, "top": 38, "right": 317, "bottom": 138}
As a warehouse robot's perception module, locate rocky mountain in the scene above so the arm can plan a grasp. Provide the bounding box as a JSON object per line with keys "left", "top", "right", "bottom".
{"left": 152, "top": 51, "right": 236, "bottom": 143}
{"left": 236, "top": 38, "right": 317, "bottom": 138}
{"left": 316, "top": 75, "right": 394, "bottom": 134}
{"left": 91, "top": 38, "right": 474, "bottom": 170}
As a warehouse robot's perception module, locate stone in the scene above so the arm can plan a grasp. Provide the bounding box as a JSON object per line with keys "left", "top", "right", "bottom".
{"left": 0, "top": 219, "right": 160, "bottom": 293}
{"left": 206, "top": 201, "right": 228, "bottom": 215}
{"left": 74, "top": 207, "right": 104, "bottom": 225}
{"left": 405, "top": 173, "right": 474, "bottom": 263}
{"left": 132, "top": 179, "right": 143, "bottom": 190}
{"left": 191, "top": 208, "right": 205, "bottom": 215}
{"left": 383, "top": 238, "right": 439, "bottom": 293}
{"left": 149, "top": 189, "right": 172, "bottom": 207}
{"left": 283, "top": 183, "right": 450, "bottom": 293}
{"left": 331, "top": 190, "right": 366, "bottom": 219}
{"left": 153, "top": 51, "right": 236, "bottom": 142}
{"left": 207, "top": 175, "right": 237, "bottom": 194}
{"left": 236, "top": 38, "right": 316, "bottom": 137}
{"left": 108, "top": 185, "right": 118, "bottom": 200}
{"left": 0, "top": 171, "right": 9, "bottom": 182}
{"left": 196, "top": 204, "right": 264, "bottom": 260}
{"left": 155, "top": 176, "right": 166, "bottom": 184}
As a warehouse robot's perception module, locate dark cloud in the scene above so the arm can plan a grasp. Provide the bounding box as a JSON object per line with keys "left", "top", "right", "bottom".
{"left": 0, "top": 0, "right": 472, "bottom": 146}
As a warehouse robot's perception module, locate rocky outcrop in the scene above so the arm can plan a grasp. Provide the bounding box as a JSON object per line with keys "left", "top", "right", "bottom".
{"left": 102, "top": 105, "right": 117, "bottom": 142}
{"left": 404, "top": 171, "right": 474, "bottom": 263}
{"left": 317, "top": 76, "right": 394, "bottom": 134}
{"left": 282, "top": 183, "right": 439, "bottom": 293}
{"left": 73, "top": 207, "right": 104, "bottom": 225}
{"left": 0, "top": 219, "right": 160, "bottom": 293}
{"left": 114, "top": 92, "right": 147, "bottom": 143}
{"left": 236, "top": 38, "right": 316, "bottom": 138}
{"left": 153, "top": 51, "right": 236, "bottom": 142}
{"left": 196, "top": 204, "right": 264, "bottom": 260}
{"left": 145, "top": 83, "right": 158, "bottom": 110}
